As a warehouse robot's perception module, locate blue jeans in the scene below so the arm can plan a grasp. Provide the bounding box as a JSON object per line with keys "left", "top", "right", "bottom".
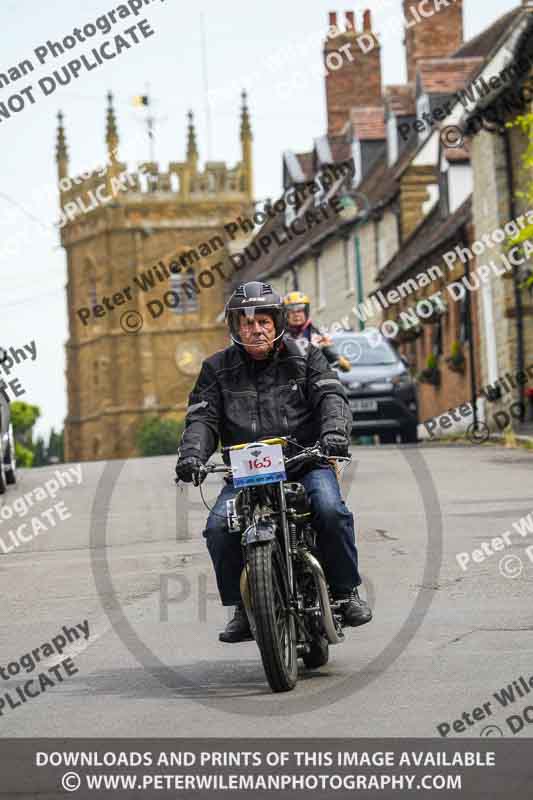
{"left": 202, "top": 468, "right": 361, "bottom": 606}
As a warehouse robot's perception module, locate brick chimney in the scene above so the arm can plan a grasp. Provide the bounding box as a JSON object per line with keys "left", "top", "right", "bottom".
{"left": 403, "top": 0, "right": 464, "bottom": 84}
{"left": 324, "top": 10, "right": 382, "bottom": 136}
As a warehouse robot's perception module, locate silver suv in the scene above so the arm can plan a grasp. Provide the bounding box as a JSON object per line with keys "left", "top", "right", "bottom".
{"left": 0, "top": 347, "right": 16, "bottom": 493}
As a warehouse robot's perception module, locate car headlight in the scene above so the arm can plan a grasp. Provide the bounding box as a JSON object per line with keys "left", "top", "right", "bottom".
{"left": 391, "top": 372, "right": 411, "bottom": 386}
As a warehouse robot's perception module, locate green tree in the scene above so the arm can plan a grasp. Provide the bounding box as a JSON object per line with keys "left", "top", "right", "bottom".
{"left": 47, "top": 428, "right": 64, "bottom": 463}
{"left": 15, "top": 442, "right": 34, "bottom": 468}
{"left": 33, "top": 435, "right": 47, "bottom": 467}
{"left": 135, "top": 416, "right": 185, "bottom": 457}
{"left": 10, "top": 402, "right": 41, "bottom": 449}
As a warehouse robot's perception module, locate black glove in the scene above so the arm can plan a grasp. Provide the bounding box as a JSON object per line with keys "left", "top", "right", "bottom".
{"left": 321, "top": 433, "right": 349, "bottom": 457}
{"left": 175, "top": 456, "right": 205, "bottom": 486}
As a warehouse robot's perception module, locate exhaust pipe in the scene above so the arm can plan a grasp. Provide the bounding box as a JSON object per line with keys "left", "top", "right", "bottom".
{"left": 301, "top": 552, "right": 344, "bottom": 644}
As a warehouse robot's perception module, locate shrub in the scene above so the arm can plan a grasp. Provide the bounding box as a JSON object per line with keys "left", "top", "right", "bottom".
{"left": 15, "top": 441, "right": 34, "bottom": 468}
{"left": 135, "top": 416, "right": 185, "bottom": 457}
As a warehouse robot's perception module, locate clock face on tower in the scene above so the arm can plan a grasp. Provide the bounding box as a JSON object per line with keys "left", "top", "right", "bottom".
{"left": 175, "top": 343, "right": 206, "bottom": 376}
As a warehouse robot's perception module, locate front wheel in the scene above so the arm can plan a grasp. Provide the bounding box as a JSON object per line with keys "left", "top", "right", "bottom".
{"left": 247, "top": 541, "right": 298, "bottom": 693}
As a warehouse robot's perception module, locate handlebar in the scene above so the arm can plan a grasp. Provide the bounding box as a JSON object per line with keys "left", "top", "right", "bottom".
{"left": 180, "top": 443, "right": 351, "bottom": 481}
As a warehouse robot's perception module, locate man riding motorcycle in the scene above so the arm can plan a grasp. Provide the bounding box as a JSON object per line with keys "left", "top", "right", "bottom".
{"left": 175, "top": 281, "right": 371, "bottom": 643}
{"left": 283, "top": 291, "right": 351, "bottom": 372}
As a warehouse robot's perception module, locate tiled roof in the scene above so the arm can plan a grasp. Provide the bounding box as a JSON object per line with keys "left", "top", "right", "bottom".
{"left": 349, "top": 106, "right": 386, "bottom": 141}
{"left": 377, "top": 196, "right": 472, "bottom": 290}
{"left": 384, "top": 84, "right": 416, "bottom": 117}
{"left": 453, "top": 8, "right": 523, "bottom": 59}
{"left": 417, "top": 57, "right": 484, "bottom": 94}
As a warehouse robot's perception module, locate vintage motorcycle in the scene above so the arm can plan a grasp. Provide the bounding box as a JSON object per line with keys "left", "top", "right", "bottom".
{"left": 197, "top": 437, "right": 349, "bottom": 693}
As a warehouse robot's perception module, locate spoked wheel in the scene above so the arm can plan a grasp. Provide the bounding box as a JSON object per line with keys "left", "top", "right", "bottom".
{"left": 248, "top": 541, "right": 298, "bottom": 693}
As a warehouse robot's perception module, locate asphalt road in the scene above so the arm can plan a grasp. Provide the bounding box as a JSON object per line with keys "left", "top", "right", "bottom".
{"left": 1, "top": 443, "right": 532, "bottom": 738}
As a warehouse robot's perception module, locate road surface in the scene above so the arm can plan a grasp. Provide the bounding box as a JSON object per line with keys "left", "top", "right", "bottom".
{"left": 1, "top": 443, "right": 532, "bottom": 738}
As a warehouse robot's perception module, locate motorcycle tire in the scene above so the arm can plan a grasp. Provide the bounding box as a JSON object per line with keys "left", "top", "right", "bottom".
{"left": 302, "top": 635, "right": 329, "bottom": 669}
{"left": 248, "top": 541, "right": 298, "bottom": 693}
{"left": 5, "top": 426, "right": 16, "bottom": 485}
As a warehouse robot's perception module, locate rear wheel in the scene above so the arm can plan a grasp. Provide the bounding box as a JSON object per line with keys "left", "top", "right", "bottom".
{"left": 248, "top": 541, "right": 298, "bottom": 693}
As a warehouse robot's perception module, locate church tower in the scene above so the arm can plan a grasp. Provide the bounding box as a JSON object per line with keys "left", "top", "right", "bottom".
{"left": 60, "top": 93, "right": 254, "bottom": 461}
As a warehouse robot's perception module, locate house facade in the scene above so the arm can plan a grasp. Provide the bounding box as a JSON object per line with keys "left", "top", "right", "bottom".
{"left": 238, "top": 1, "right": 533, "bottom": 437}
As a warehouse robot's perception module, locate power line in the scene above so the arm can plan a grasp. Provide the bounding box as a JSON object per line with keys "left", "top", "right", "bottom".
{"left": 0, "top": 191, "right": 56, "bottom": 232}
{"left": 0, "top": 287, "right": 64, "bottom": 310}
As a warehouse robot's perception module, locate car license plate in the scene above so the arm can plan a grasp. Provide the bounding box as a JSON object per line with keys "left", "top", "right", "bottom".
{"left": 350, "top": 399, "right": 378, "bottom": 412}
{"left": 229, "top": 443, "right": 286, "bottom": 487}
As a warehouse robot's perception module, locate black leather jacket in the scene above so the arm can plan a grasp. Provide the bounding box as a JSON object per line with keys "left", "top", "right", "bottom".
{"left": 178, "top": 335, "right": 351, "bottom": 468}
{"left": 286, "top": 321, "right": 341, "bottom": 365}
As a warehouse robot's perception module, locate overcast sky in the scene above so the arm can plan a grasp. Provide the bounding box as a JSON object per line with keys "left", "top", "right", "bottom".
{"left": 0, "top": 0, "right": 517, "bottom": 437}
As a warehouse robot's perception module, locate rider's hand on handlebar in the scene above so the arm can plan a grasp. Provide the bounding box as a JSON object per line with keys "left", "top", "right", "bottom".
{"left": 321, "top": 433, "right": 350, "bottom": 458}
{"left": 175, "top": 456, "right": 206, "bottom": 486}
{"left": 337, "top": 355, "right": 352, "bottom": 373}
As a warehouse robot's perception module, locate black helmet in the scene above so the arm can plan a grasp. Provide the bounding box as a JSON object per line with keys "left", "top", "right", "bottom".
{"left": 225, "top": 281, "right": 286, "bottom": 348}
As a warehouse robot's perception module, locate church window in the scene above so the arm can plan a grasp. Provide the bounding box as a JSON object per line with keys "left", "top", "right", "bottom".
{"left": 170, "top": 267, "right": 199, "bottom": 314}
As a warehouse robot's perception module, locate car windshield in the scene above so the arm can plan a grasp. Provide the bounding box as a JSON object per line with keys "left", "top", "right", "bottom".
{"left": 334, "top": 336, "right": 398, "bottom": 367}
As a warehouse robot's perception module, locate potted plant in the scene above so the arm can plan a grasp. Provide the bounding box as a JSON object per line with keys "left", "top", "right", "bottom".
{"left": 419, "top": 296, "right": 448, "bottom": 325}
{"left": 396, "top": 317, "right": 422, "bottom": 343}
{"left": 418, "top": 353, "right": 441, "bottom": 387}
{"left": 446, "top": 340, "right": 466, "bottom": 374}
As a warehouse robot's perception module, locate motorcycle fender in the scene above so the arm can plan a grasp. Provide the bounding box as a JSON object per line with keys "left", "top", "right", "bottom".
{"left": 243, "top": 520, "right": 277, "bottom": 546}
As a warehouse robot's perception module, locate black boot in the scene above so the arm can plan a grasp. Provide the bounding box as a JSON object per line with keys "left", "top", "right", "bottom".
{"left": 219, "top": 602, "right": 254, "bottom": 643}
{"left": 334, "top": 589, "right": 372, "bottom": 627}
